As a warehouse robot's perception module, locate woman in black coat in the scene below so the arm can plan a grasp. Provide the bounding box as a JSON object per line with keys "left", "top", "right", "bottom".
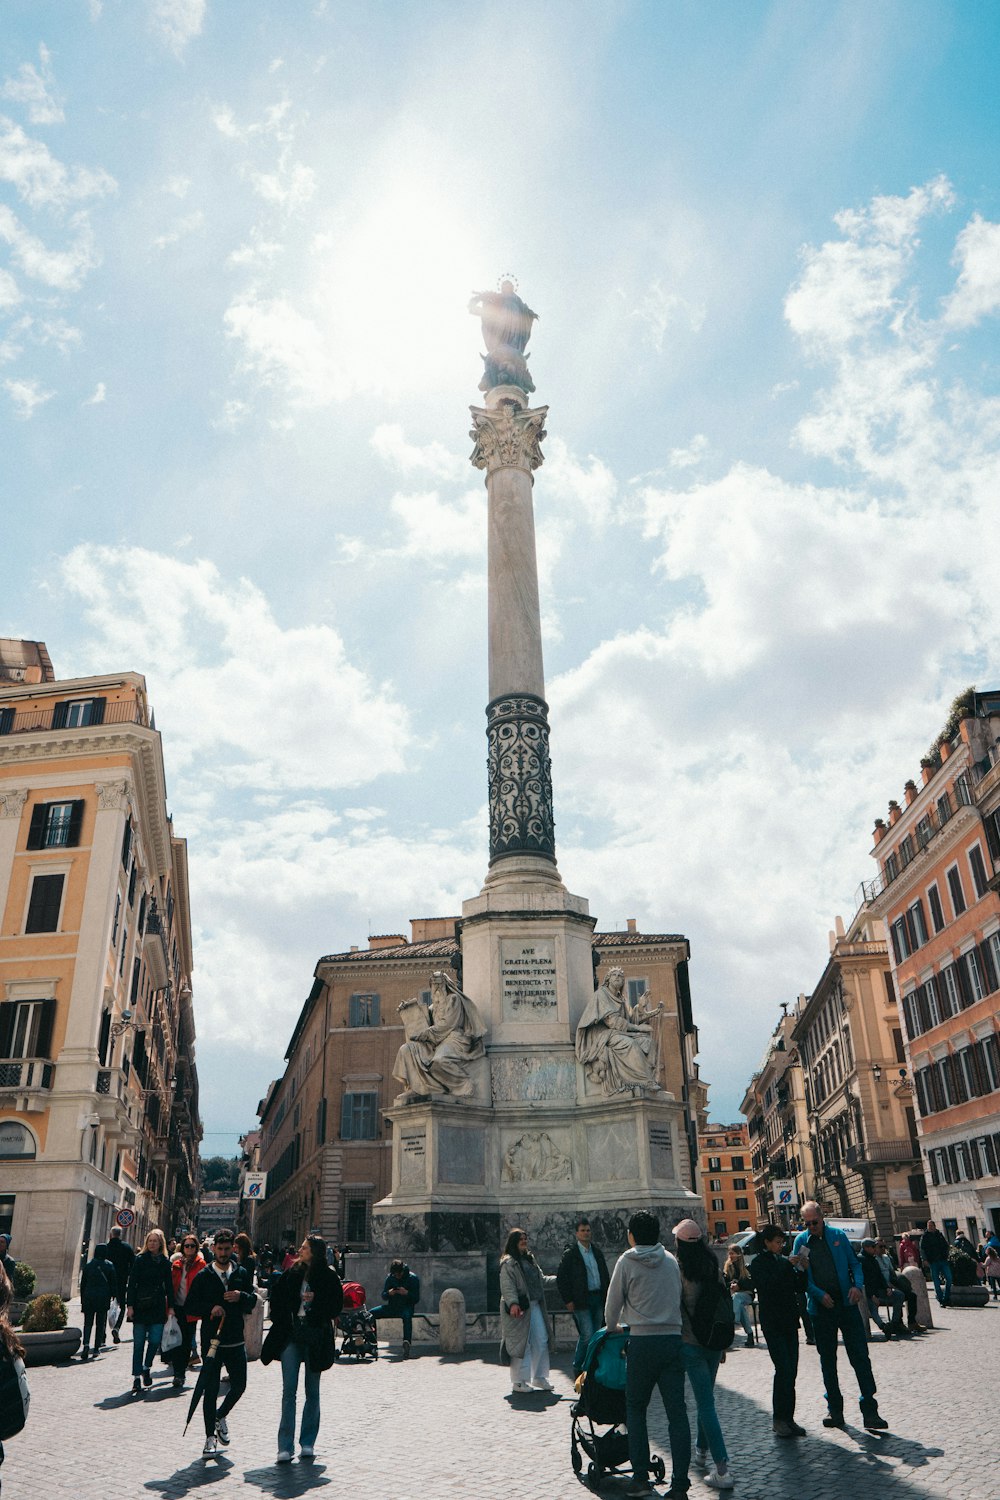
{"left": 125, "top": 1229, "right": 174, "bottom": 1396}
{"left": 263, "top": 1235, "right": 343, "bottom": 1464}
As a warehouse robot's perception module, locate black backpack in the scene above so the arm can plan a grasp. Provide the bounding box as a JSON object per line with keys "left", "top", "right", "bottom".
{"left": 691, "top": 1273, "right": 736, "bottom": 1352}
{"left": 0, "top": 1346, "right": 30, "bottom": 1441}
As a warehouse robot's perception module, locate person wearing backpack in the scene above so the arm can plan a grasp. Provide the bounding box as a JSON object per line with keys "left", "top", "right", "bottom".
{"left": 604, "top": 1209, "right": 690, "bottom": 1500}
{"left": 0, "top": 1265, "right": 29, "bottom": 1494}
{"left": 674, "top": 1218, "right": 734, "bottom": 1491}
{"left": 79, "top": 1243, "right": 117, "bottom": 1359}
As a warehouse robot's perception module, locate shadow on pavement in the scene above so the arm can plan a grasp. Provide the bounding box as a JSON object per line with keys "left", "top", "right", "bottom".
{"left": 240, "top": 1461, "right": 332, "bottom": 1494}
{"left": 144, "top": 1455, "right": 236, "bottom": 1496}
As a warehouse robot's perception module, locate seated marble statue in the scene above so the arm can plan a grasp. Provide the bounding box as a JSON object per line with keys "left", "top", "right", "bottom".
{"left": 392, "top": 970, "right": 487, "bottom": 1105}
{"left": 575, "top": 966, "right": 664, "bottom": 1097}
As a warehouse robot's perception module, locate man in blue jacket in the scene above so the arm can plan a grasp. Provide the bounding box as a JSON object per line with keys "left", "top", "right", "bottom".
{"left": 792, "top": 1203, "right": 888, "bottom": 1432}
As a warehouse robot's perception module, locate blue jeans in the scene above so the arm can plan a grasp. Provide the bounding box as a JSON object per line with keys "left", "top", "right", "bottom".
{"left": 369, "top": 1302, "right": 413, "bottom": 1342}
{"left": 811, "top": 1301, "right": 876, "bottom": 1414}
{"left": 682, "top": 1343, "right": 728, "bottom": 1465}
{"left": 732, "top": 1292, "right": 754, "bottom": 1342}
{"left": 928, "top": 1259, "right": 952, "bottom": 1306}
{"left": 869, "top": 1288, "right": 904, "bottom": 1334}
{"left": 279, "top": 1340, "right": 321, "bottom": 1454}
{"left": 571, "top": 1291, "right": 606, "bottom": 1371}
{"left": 131, "top": 1321, "right": 163, "bottom": 1377}
{"left": 625, "top": 1333, "right": 690, "bottom": 1491}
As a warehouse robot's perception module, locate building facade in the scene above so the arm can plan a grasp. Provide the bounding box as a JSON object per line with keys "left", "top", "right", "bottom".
{"left": 792, "top": 912, "right": 927, "bottom": 1239}
{"left": 698, "top": 1122, "right": 751, "bottom": 1240}
{"left": 256, "top": 918, "right": 706, "bottom": 1252}
{"left": 859, "top": 691, "right": 1000, "bottom": 1242}
{"left": 742, "top": 1013, "right": 813, "bottom": 1227}
{"left": 0, "top": 640, "right": 200, "bottom": 1292}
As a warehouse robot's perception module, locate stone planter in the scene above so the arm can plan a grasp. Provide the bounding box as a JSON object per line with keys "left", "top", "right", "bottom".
{"left": 948, "top": 1285, "right": 989, "bottom": 1309}
{"left": 20, "top": 1327, "right": 82, "bottom": 1367}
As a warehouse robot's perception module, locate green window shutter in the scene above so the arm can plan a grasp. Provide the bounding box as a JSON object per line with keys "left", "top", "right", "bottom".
{"left": 67, "top": 800, "right": 85, "bottom": 847}
{"left": 0, "top": 1004, "right": 16, "bottom": 1058}
{"left": 26, "top": 803, "right": 47, "bottom": 850}
{"left": 25, "top": 873, "right": 64, "bottom": 933}
{"left": 52, "top": 702, "right": 68, "bottom": 729}
{"left": 88, "top": 697, "right": 106, "bottom": 725}
{"left": 35, "top": 998, "right": 56, "bottom": 1059}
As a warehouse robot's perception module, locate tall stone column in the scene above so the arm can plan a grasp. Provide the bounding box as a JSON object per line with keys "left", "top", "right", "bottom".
{"left": 470, "top": 388, "right": 558, "bottom": 887}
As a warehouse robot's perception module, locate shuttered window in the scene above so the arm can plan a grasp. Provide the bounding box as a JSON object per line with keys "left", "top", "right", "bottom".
{"left": 26, "top": 799, "right": 84, "bottom": 850}
{"left": 340, "top": 1091, "right": 378, "bottom": 1139}
{"left": 947, "top": 865, "right": 966, "bottom": 917}
{"left": 25, "top": 873, "right": 64, "bottom": 933}
{"left": 348, "top": 993, "right": 380, "bottom": 1027}
{"left": 927, "top": 884, "right": 945, "bottom": 932}
{"left": 0, "top": 998, "right": 55, "bottom": 1058}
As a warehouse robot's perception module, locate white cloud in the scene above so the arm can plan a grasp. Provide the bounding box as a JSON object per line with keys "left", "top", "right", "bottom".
{"left": 0, "top": 116, "right": 116, "bottom": 209}
{"left": 224, "top": 293, "right": 343, "bottom": 405}
{"left": 248, "top": 160, "right": 314, "bottom": 211}
{"left": 4, "top": 376, "right": 54, "bottom": 418}
{"left": 0, "top": 204, "right": 99, "bottom": 289}
{"left": 625, "top": 278, "right": 705, "bottom": 353}
{"left": 942, "top": 214, "right": 1000, "bottom": 328}
{"left": 371, "top": 423, "right": 466, "bottom": 483}
{"left": 0, "top": 268, "right": 20, "bottom": 308}
{"left": 1, "top": 45, "right": 65, "bottom": 125}
{"left": 153, "top": 209, "right": 205, "bottom": 249}
{"left": 58, "top": 545, "right": 413, "bottom": 792}
{"left": 163, "top": 174, "right": 191, "bottom": 198}
{"left": 150, "top": 0, "right": 206, "bottom": 57}
{"left": 669, "top": 434, "right": 708, "bottom": 469}
{"left": 83, "top": 381, "right": 106, "bottom": 405}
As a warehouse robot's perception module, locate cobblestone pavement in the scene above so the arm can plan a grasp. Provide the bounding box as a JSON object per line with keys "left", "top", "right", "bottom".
{"left": 7, "top": 1302, "right": 999, "bottom": 1500}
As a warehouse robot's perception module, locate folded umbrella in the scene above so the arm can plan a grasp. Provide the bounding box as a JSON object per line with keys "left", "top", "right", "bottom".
{"left": 183, "top": 1315, "right": 222, "bottom": 1435}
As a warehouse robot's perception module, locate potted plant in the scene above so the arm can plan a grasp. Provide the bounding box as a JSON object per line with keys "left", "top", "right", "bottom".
{"left": 19, "top": 1292, "right": 81, "bottom": 1366}
{"left": 947, "top": 1248, "right": 988, "bottom": 1308}
{"left": 9, "top": 1262, "right": 36, "bottom": 1326}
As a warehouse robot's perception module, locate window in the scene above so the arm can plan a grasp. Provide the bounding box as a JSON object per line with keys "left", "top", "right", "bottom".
{"left": 899, "top": 834, "right": 915, "bottom": 867}
{"left": 25, "top": 873, "right": 64, "bottom": 933}
{"left": 735, "top": 1197, "right": 749, "bottom": 1210}
{"left": 26, "top": 800, "right": 84, "bottom": 850}
{"left": 708, "top": 1156, "right": 721, "bottom": 1171}
{"left": 0, "top": 709, "right": 13, "bottom": 736}
{"left": 916, "top": 814, "right": 933, "bottom": 848}
{"left": 340, "top": 1091, "right": 378, "bottom": 1140}
{"left": 714, "top": 1221, "right": 728, "bottom": 1238}
{"left": 947, "top": 865, "right": 966, "bottom": 917}
{"left": 732, "top": 1176, "right": 747, "bottom": 1190}
{"left": 345, "top": 1197, "right": 368, "bottom": 1244}
{"left": 711, "top": 1198, "right": 725, "bottom": 1212}
{"left": 890, "top": 917, "right": 910, "bottom": 964}
{"left": 738, "top": 1220, "right": 751, "bottom": 1232}
{"left": 907, "top": 901, "right": 928, "bottom": 949}
{"left": 969, "top": 844, "right": 990, "bottom": 900}
{"left": 940, "top": 964, "right": 961, "bottom": 1017}
{"left": 928, "top": 884, "right": 945, "bottom": 933}
{"left": 937, "top": 792, "right": 952, "bottom": 826}
{"left": 0, "top": 998, "right": 55, "bottom": 1059}
{"left": 121, "top": 820, "right": 132, "bottom": 870}
{"left": 127, "top": 861, "right": 137, "bottom": 908}
{"left": 316, "top": 1097, "right": 327, "bottom": 1146}
{"left": 111, "top": 890, "right": 122, "bottom": 945}
{"left": 627, "top": 977, "right": 648, "bottom": 1004}
{"left": 709, "top": 1177, "right": 722, "bottom": 1192}
{"left": 730, "top": 1155, "right": 745, "bottom": 1170}
{"left": 954, "top": 773, "right": 973, "bottom": 806}
{"left": 0, "top": 1196, "right": 12, "bottom": 1238}
{"left": 348, "top": 993, "right": 380, "bottom": 1027}
{"left": 53, "top": 697, "right": 105, "bottom": 729}
{"left": 958, "top": 1048, "right": 980, "bottom": 1100}
{"left": 965, "top": 948, "right": 987, "bottom": 1004}
{"left": 118, "top": 926, "right": 128, "bottom": 977}
{"left": 884, "top": 852, "right": 899, "bottom": 884}
{"left": 978, "top": 1035, "right": 1000, "bottom": 1094}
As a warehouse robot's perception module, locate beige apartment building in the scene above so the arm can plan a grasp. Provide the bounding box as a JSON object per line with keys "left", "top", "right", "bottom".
{"left": 858, "top": 690, "right": 1000, "bottom": 1242}
{"left": 741, "top": 1013, "right": 813, "bottom": 1227}
{"left": 792, "top": 912, "right": 927, "bottom": 1239}
{"left": 0, "top": 640, "right": 200, "bottom": 1293}
{"left": 257, "top": 919, "right": 707, "bottom": 1252}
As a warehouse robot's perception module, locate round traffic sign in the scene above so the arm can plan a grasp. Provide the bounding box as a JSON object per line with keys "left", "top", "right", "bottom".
{"left": 115, "top": 1207, "right": 135, "bottom": 1229}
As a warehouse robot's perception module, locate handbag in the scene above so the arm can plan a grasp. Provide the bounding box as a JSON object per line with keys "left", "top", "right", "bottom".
{"left": 0, "top": 1350, "right": 29, "bottom": 1441}
{"left": 160, "top": 1313, "right": 182, "bottom": 1353}
{"left": 244, "top": 1297, "right": 265, "bottom": 1361}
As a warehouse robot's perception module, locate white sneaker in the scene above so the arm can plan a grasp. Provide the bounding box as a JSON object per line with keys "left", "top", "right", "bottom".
{"left": 693, "top": 1447, "right": 710, "bottom": 1471}
{"left": 299, "top": 1446, "right": 315, "bottom": 1458}
{"left": 276, "top": 1451, "right": 293, "bottom": 1464}
{"left": 202, "top": 1437, "right": 218, "bottom": 1459}
{"left": 532, "top": 1379, "right": 554, "bottom": 1391}
{"left": 215, "top": 1418, "right": 230, "bottom": 1445}
{"left": 705, "top": 1467, "right": 735, "bottom": 1490}
{"left": 511, "top": 1381, "right": 533, "bottom": 1393}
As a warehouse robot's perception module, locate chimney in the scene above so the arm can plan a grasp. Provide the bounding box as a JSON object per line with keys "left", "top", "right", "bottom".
{"left": 873, "top": 818, "right": 886, "bottom": 844}
{"left": 835, "top": 915, "right": 846, "bottom": 938}
{"left": 626, "top": 918, "right": 637, "bottom": 934}
{"left": 904, "top": 779, "right": 917, "bottom": 806}
{"left": 368, "top": 934, "right": 406, "bottom": 951}
{"left": 888, "top": 800, "right": 902, "bottom": 825}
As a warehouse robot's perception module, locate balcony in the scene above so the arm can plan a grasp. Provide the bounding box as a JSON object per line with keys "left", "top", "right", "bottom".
{"left": 0, "top": 698, "right": 147, "bottom": 735}
{"left": 846, "top": 1138, "right": 919, "bottom": 1169}
{"left": 142, "top": 906, "right": 169, "bottom": 990}
{"left": 0, "top": 1057, "right": 53, "bottom": 1108}
{"left": 857, "top": 784, "right": 974, "bottom": 906}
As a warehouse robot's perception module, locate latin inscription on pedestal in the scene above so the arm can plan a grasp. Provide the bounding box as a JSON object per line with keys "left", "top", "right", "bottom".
{"left": 492, "top": 1054, "right": 577, "bottom": 1102}
{"left": 649, "top": 1122, "right": 674, "bottom": 1181}
{"left": 500, "top": 937, "right": 558, "bottom": 1019}
{"left": 399, "top": 1131, "right": 427, "bottom": 1189}
{"left": 438, "top": 1124, "right": 486, "bottom": 1185}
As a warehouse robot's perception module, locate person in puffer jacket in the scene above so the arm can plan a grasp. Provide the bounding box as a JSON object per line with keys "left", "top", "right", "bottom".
{"left": 605, "top": 1210, "right": 690, "bottom": 1499}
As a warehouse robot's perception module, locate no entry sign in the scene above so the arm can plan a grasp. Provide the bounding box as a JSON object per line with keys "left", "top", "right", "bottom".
{"left": 115, "top": 1207, "right": 136, "bottom": 1229}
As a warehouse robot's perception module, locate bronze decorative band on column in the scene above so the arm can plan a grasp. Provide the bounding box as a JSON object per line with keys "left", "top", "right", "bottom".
{"left": 486, "top": 692, "right": 555, "bottom": 863}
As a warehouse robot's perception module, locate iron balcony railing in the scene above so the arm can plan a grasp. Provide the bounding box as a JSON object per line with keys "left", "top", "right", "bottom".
{"left": 857, "top": 782, "right": 974, "bottom": 906}
{"left": 845, "top": 1138, "right": 919, "bottom": 1169}
{"left": 0, "top": 1058, "right": 54, "bottom": 1089}
{"left": 0, "top": 699, "right": 147, "bottom": 735}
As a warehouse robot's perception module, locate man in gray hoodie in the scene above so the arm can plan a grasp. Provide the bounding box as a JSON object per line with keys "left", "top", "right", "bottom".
{"left": 605, "top": 1210, "right": 690, "bottom": 1499}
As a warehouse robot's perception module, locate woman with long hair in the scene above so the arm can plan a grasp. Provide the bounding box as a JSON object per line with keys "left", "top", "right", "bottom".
{"left": 125, "top": 1228, "right": 174, "bottom": 1397}
{"left": 264, "top": 1234, "right": 343, "bottom": 1465}
{"left": 0, "top": 1265, "right": 26, "bottom": 1492}
{"left": 721, "top": 1246, "right": 755, "bottom": 1347}
{"left": 234, "top": 1233, "right": 257, "bottom": 1280}
{"left": 498, "top": 1228, "right": 556, "bottom": 1395}
{"left": 169, "top": 1233, "right": 206, "bottom": 1390}
{"left": 674, "top": 1220, "right": 733, "bottom": 1491}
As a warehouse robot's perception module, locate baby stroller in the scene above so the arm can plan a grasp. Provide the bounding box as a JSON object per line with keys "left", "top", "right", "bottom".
{"left": 335, "top": 1281, "right": 378, "bottom": 1362}
{"left": 570, "top": 1329, "right": 666, "bottom": 1491}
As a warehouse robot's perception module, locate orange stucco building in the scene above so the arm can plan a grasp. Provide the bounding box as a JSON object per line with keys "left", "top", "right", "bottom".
{"left": 0, "top": 640, "right": 200, "bottom": 1292}
{"left": 698, "top": 1122, "right": 752, "bottom": 1240}
{"left": 860, "top": 690, "right": 1000, "bottom": 1243}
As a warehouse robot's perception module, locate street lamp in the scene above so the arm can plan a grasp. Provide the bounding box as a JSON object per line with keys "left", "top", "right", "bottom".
{"left": 871, "top": 1063, "right": 883, "bottom": 1083}
{"left": 111, "top": 1008, "right": 145, "bottom": 1039}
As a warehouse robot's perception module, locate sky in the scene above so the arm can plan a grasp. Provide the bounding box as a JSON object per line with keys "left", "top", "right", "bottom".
{"left": 3, "top": 0, "right": 1000, "bottom": 1156}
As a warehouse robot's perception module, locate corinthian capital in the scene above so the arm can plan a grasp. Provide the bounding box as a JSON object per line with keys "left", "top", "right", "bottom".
{"left": 97, "top": 780, "right": 131, "bottom": 811}
{"left": 0, "top": 788, "right": 28, "bottom": 819}
{"left": 469, "top": 402, "right": 548, "bottom": 474}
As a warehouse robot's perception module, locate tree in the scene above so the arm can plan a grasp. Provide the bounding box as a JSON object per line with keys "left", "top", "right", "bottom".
{"left": 200, "top": 1155, "right": 240, "bottom": 1192}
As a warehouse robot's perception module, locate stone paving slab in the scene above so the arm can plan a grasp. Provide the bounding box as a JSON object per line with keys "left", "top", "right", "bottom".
{"left": 5, "top": 1303, "right": 998, "bottom": 1499}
